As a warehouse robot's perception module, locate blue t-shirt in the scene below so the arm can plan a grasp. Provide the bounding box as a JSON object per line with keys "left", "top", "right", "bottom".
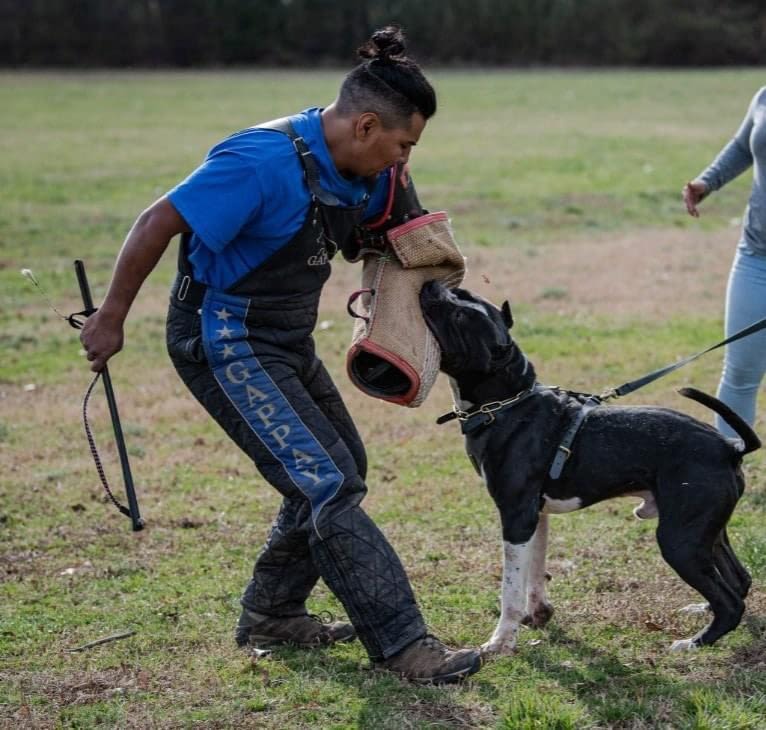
{"left": 168, "top": 108, "right": 389, "bottom": 289}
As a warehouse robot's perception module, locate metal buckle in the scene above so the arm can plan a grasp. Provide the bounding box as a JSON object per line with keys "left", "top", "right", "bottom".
{"left": 557, "top": 445, "right": 572, "bottom": 460}
{"left": 177, "top": 275, "right": 190, "bottom": 302}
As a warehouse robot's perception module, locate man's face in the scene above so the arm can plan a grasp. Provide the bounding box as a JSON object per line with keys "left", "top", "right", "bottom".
{"left": 352, "top": 112, "right": 426, "bottom": 177}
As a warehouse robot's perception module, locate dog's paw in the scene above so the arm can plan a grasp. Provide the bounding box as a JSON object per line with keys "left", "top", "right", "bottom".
{"left": 669, "top": 638, "right": 700, "bottom": 652}
{"left": 678, "top": 603, "right": 710, "bottom": 615}
{"left": 522, "top": 602, "right": 555, "bottom": 628}
{"left": 481, "top": 637, "right": 517, "bottom": 656}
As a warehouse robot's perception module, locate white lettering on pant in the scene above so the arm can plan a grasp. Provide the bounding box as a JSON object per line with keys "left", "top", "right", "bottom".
{"left": 220, "top": 354, "right": 335, "bottom": 492}
{"left": 294, "top": 448, "right": 322, "bottom": 484}
{"left": 226, "top": 362, "right": 251, "bottom": 384}
{"left": 256, "top": 403, "right": 276, "bottom": 427}
{"left": 271, "top": 424, "right": 290, "bottom": 449}
{"left": 246, "top": 384, "right": 269, "bottom": 407}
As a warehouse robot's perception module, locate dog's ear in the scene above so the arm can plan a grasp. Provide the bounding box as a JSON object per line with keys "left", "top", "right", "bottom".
{"left": 501, "top": 301, "right": 514, "bottom": 329}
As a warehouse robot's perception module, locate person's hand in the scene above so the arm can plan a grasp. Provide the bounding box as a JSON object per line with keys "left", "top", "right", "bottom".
{"left": 79, "top": 309, "right": 125, "bottom": 372}
{"left": 682, "top": 180, "right": 708, "bottom": 218}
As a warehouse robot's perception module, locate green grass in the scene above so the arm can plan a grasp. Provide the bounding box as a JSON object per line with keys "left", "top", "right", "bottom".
{"left": 2, "top": 69, "right": 766, "bottom": 729}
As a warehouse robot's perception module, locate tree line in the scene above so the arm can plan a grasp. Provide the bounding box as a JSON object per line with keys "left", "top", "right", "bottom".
{"left": 3, "top": 0, "right": 764, "bottom": 67}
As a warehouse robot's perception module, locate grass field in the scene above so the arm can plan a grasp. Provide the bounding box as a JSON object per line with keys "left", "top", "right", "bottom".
{"left": 2, "top": 69, "right": 766, "bottom": 729}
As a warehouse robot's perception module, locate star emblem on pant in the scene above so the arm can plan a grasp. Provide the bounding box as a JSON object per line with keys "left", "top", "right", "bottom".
{"left": 217, "top": 324, "right": 234, "bottom": 339}
{"left": 215, "top": 307, "right": 232, "bottom": 321}
{"left": 221, "top": 344, "right": 236, "bottom": 359}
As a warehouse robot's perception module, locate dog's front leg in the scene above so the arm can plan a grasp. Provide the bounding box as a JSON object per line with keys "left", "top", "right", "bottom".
{"left": 523, "top": 513, "right": 554, "bottom": 628}
{"left": 482, "top": 538, "right": 533, "bottom": 656}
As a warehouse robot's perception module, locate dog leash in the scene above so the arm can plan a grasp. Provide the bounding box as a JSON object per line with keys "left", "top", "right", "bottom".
{"left": 600, "top": 315, "right": 766, "bottom": 401}
{"left": 438, "top": 315, "right": 766, "bottom": 480}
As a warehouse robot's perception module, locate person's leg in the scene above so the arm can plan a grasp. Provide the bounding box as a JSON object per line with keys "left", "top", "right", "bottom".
{"left": 716, "top": 246, "right": 766, "bottom": 436}
{"left": 304, "top": 357, "right": 367, "bottom": 480}
{"left": 241, "top": 359, "right": 365, "bottom": 625}
{"left": 167, "top": 298, "right": 482, "bottom": 680}
{"left": 167, "top": 299, "right": 426, "bottom": 659}
{"left": 240, "top": 496, "right": 320, "bottom": 617}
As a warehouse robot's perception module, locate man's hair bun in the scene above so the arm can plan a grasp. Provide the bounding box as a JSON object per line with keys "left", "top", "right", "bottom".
{"left": 357, "top": 26, "right": 406, "bottom": 63}
{"left": 339, "top": 25, "right": 436, "bottom": 123}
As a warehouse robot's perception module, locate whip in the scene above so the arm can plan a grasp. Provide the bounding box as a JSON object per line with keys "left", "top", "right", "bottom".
{"left": 74, "top": 260, "right": 144, "bottom": 531}
{"left": 21, "top": 262, "right": 144, "bottom": 531}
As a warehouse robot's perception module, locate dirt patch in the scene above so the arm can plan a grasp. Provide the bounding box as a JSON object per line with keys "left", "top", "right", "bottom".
{"left": 323, "top": 226, "right": 737, "bottom": 321}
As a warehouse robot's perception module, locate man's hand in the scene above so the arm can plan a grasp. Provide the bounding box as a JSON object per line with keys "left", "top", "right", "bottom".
{"left": 80, "top": 308, "right": 125, "bottom": 372}
{"left": 682, "top": 180, "right": 708, "bottom": 218}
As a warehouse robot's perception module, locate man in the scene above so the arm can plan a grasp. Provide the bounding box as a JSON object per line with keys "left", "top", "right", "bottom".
{"left": 80, "top": 27, "right": 482, "bottom": 684}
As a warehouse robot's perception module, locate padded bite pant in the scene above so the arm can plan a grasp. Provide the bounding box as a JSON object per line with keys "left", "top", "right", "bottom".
{"left": 166, "top": 291, "right": 426, "bottom": 660}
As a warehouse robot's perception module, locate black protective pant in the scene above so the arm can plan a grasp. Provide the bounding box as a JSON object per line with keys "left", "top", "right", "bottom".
{"left": 166, "top": 293, "right": 426, "bottom": 660}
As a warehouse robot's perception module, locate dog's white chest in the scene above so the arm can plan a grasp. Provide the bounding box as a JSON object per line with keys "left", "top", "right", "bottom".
{"left": 540, "top": 495, "right": 582, "bottom": 514}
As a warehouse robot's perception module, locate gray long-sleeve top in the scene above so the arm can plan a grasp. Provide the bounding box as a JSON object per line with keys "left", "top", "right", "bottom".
{"left": 698, "top": 86, "right": 766, "bottom": 254}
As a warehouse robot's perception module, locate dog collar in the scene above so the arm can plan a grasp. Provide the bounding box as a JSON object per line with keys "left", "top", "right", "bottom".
{"left": 436, "top": 385, "right": 541, "bottom": 434}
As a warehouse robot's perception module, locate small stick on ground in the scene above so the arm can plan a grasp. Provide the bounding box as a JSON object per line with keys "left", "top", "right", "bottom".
{"left": 66, "top": 630, "right": 136, "bottom": 653}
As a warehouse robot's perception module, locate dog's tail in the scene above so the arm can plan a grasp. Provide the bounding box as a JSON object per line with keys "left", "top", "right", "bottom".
{"left": 679, "top": 387, "right": 761, "bottom": 454}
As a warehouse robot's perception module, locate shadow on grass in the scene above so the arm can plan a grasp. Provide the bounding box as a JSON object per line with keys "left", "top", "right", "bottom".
{"left": 471, "top": 620, "right": 766, "bottom": 728}
{"left": 251, "top": 611, "right": 766, "bottom": 728}
{"left": 730, "top": 613, "right": 766, "bottom": 667}
{"left": 272, "top": 647, "right": 492, "bottom": 729}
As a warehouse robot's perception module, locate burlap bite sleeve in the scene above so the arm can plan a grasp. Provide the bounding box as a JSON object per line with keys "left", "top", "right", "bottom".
{"left": 346, "top": 211, "right": 465, "bottom": 407}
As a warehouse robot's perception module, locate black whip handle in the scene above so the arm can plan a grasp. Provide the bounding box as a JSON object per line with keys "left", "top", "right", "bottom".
{"left": 75, "top": 260, "right": 144, "bottom": 531}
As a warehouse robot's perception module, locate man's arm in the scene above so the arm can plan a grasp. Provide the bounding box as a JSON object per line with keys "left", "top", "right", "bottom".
{"left": 80, "top": 196, "right": 190, "bottom": 372}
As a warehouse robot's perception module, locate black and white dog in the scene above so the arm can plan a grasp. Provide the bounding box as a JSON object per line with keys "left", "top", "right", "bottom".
{"left": 419, "top": 280, "right": 760, "bottom": 654}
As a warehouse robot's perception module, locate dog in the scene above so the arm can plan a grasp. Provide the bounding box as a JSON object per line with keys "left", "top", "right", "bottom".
{"left": 419, "top": 280, "right": 760, "bottom": 654}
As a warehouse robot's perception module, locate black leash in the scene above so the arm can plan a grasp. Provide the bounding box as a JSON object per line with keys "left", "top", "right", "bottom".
{"left": 600, "top": 315, "right": 766, "bottom": 401}
{"left": 437, "top": 316, "right": 766, "bottom": 480}
{"left": 438, "top": 315, "right": 766, "bottom": 427}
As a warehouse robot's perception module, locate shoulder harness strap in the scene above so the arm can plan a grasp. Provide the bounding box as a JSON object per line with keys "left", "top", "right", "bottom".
{"left": 548, "top": 397, "right": 601, "bottom": 480}
{"left": 257, "top": 117, "right": 342, "bottom": 206}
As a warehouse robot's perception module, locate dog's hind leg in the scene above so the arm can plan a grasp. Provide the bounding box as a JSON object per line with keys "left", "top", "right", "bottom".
{"left": 522, "top": 513, "right": 554, "bottom": 628}
{"left": 715, "top": 529, "right": 751, "bottom": 599}
{"left": 656, "top": 519, "right": 745, "bottom": 650}
{"left": 677, "top": 530, "right": 749, "bottom": 614}
{"left": 482, "top": 537, "right": 533, "bottom": 656}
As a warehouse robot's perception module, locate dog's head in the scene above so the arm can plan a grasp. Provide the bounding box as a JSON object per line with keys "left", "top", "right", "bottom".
{"left": 420, "top": 280, "right": 535, "bottom": 399}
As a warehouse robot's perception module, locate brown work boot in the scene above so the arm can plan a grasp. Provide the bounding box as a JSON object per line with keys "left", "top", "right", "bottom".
{"left": 235, "top": 609, "right": 356, "bottom": 648}
{"left": 377, "top": 634, "right": 482, "bottom": 684}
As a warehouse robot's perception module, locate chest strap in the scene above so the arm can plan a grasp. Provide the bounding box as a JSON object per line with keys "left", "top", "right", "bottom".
{"left": 548, "top": 397, "right": 601, "bottom": 480}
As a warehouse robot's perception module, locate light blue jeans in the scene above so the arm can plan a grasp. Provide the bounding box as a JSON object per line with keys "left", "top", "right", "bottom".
{"left": 716, "top": 244, "right": 766, "bottom": 437}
